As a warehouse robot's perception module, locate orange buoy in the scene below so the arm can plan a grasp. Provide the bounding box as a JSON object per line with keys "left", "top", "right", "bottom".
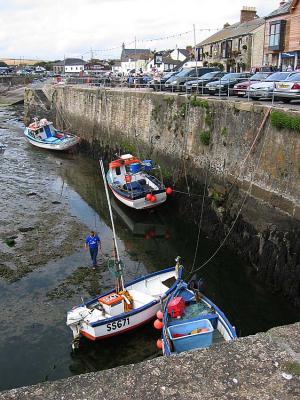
{"left": 156, "top": 310, "right": 163, "bottom": 320}
{"left": 166, "top": 187, "right": 173, "bottom": 195}
{"left": 156, "top": 338, "right": 163, "bottom": 350}
{"left": 153, "top": 319, "right": 163, "bottom": 330}
{"left": 145, "top": 193, "right": 152, "bottom": 201}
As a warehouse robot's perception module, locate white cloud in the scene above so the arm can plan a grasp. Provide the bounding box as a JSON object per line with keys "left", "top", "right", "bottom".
{"left": 0, "top": 0, "right": 280, "bottom": 60}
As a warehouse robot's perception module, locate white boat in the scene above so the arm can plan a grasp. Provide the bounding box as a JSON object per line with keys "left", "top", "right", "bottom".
{"left": 106, "top": 154, "right": 171, "bottom": 210}
{"left": 24, "top": 118, "right": 80, "bottom": 151}
{"left": 67, "top": 266, "right": 182, "bottom": 344}
{"left": 66, "top": 160, "right": 181, "bottom": 348}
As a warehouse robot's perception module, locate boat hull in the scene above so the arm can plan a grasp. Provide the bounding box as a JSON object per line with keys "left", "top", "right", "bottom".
{"left": 24, "top": 128, "right": 79, "bottom": 151}
{"left": 110, "top": 184, "right": 167, "bottom": 210}
{"left": 67, "top": 266, "right": 182, "bottom": 342}
{"left": 162, "top": 283, "right": 237, "bottom": 356}
{"left": 79, "top": 301, "right": 162, "bottom": 340}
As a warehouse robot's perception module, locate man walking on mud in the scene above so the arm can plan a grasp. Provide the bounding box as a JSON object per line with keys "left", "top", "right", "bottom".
{"left": 85, "top": 230, "right": 101, "bottom": 269}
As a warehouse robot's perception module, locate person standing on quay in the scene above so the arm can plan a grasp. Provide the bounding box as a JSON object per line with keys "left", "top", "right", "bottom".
{"left": 85, "top": 230, "right": 101, "bottom": 269}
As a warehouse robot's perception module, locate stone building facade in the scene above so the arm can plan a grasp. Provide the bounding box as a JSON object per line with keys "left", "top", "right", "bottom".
{"left": 196, "top": 7, "right": 264, "bottom": 72}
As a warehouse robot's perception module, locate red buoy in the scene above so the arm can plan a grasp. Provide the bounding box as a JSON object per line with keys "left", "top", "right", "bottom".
{"left": 166, "top": 187, "right": 173, "bottom": 195}
{"left": 153, "top": 319, "right": 163, "bottom": 330}
{"left": 156, "top": 310, "right": 163, "bottom": 320}
{"left": 156, "top": 338, "right": 163, "bottom": 350}
{"left": 145, "top": 193, "right": 152, "bottom": 201}
{"left": 150, "top": 195, "right": 157, "bottom": 203}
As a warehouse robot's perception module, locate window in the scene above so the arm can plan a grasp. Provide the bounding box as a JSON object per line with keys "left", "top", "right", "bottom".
{"left": 268, "top": 20, "right": 286, "bottom": 51}
{"left": 221, "top": 42, "right": 226, "bottom": 58}
{"left": 238, "top": 38, "right": 242, "bottom": 52}
{"left": 197, "top": 47, "right": 203, "bottom": 61}
{"left": 209, "top": 45, "right": 213, "bottom": 57}
{"left": 226, "top": 40, "right": 232, "bottom": 58}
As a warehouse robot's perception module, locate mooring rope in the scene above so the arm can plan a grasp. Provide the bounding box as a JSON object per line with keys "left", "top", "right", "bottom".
{"left": 188, "top": 114, "right": 271, "bottom": 278}
{"left": 190, "top": 159, "right": 210, "bottom": 275}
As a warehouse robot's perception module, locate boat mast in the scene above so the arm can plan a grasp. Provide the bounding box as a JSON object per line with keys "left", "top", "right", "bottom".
{"left": 99, "top": 159, "right": 125, "bottom": 292}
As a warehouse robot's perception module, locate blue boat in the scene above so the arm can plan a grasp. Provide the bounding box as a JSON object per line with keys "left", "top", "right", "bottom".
{"left": 161, "top": 279, "right": 237, "bottom": 356}
{"left": 24, "top": 118, "right": 80, "bottom": 151}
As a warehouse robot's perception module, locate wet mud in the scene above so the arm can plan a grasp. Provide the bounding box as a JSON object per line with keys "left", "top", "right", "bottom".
{"left": 0, "top": 107, "right": 86, "bottom": 282}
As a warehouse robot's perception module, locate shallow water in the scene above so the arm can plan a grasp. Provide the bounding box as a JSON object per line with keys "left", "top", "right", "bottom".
{"left": 0, "top": 106, "right": 299, "bottom": 391}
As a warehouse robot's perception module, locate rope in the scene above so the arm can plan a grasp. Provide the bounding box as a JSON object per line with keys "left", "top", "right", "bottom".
{"left": 188, "top": 113, "right": 271, "bottom": 278}
{"left": 227, "top": 107, "right": 271, "bottom": 196}
{"left": 190, "top": 160, "right": 210, "bottom": 274}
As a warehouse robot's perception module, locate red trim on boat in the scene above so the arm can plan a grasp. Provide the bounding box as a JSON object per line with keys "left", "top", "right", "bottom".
{"left": 80, "top": 315, "right": 155, "bottom": 341}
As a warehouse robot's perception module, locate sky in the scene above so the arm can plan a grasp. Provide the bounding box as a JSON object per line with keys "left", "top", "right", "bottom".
{"left": 0, "top": 0, "right": 280, "bottom": 61}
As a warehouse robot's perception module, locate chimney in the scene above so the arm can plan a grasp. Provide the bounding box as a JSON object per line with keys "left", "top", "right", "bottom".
{"left": 240, "top": 6, "right": 257, "bottom": 23}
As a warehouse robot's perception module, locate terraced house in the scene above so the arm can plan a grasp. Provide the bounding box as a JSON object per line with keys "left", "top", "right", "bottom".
{"left": 196, "top": 7, "right": 265, "bottom": 72}
{"left": 263, "top": 0, "right": 300, "bottom": 70}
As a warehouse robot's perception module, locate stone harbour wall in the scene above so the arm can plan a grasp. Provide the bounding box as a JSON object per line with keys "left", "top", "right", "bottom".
{"left": 24, "top": 86, "right": 300, "bottom": 306}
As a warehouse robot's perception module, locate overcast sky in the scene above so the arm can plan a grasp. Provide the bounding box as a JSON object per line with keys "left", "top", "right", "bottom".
{"left": 0, "top": 0, "right": 280, "bottom": 61}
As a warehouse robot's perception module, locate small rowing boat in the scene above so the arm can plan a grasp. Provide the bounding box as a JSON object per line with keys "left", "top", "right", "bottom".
{"left": 106, "top": 154, "right": 172, "bottom": 210}
{"left": 24, "top": 118, "right": 80, "bottom": 151}
{"left": 159, "top": 279, "right": 237, "bottom": 356}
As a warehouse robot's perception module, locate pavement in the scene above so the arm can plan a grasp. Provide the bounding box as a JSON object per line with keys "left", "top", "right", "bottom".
{"left": 0, "top": 322, "right": 299, "bottom": 400}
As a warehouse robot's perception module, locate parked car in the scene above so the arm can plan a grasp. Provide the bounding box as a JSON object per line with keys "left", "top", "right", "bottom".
{"left": 165, "top": 67, "right": 218, "bottom": 92}
{"left": 183, "top": 71, "right": 226, "bottom": 93}
{"left": 205, "top": 73, "right": 252, "bottom": 95}
{"left": 148, "top": 71, "right": 177, "bottom": 91}
{"left": 233, "top": 72, "right": 273, "bottom": 97}
{"left": 247, "top": 71, "right": 296, "bottom": 100}
{"left": 273, "top": 72, "right": 300, "bottom": 103}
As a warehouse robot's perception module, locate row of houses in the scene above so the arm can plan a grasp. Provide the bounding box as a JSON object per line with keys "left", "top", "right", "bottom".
{"left": 196, "top": 0, "right": 300, "bottom": 72}
{"left": 52, "top": 0, "right": 300, "bottom": 76}
{"left": 52, "top": 46, "right": 193, "bottom": 76}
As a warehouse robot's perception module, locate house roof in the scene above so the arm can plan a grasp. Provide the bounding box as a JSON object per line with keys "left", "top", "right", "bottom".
{"left": 121, "top": 48, "right": 151, "bottom": 62}
{"left": 177, "top": 48, "right": 190, "bottom": 58}
{"left": 265, "top": 1, "right": 292, "bottom": 18}
{"left": 197, "top": 17, "right": 264, "bottom": 47}
{"left": 53, "top": 58, "right": 86, "bottom": 66}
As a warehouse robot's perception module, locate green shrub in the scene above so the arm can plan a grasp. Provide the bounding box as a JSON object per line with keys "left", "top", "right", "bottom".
{"left": 271, "top": 110, "right": 300, "bottom": 133}
{"left": 190, "top": 96, "right": 209, "bottom": 109}
{"left": 200, "top": 131, "right": 211, "bottom": 146}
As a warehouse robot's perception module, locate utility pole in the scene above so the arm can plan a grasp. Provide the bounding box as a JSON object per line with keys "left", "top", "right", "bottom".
{"left": 90, "top": 48, "right": 93, "bottom": 63}
{"left": 134, "top": 37, "right": 137, "bottom": 74}
{"left": 193, "top": 24, "right": 198, "bottom": 78}
{"left": 134, "top": 36, "right": 137, "bottom": 87}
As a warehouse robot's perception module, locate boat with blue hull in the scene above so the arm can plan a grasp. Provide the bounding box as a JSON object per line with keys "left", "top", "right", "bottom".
{"left": 161, "top": 280, "right": 237, "bottom": 356}
{"left": 106, "top": 154, "right": 171, "bottom": 210}
{"left": 24, "top": 118, "right": 80, "bottom": 151}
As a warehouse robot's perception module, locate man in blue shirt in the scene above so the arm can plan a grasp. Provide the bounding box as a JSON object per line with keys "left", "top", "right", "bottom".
{"left": 85, "top": 230, "right": 101, "bottom": 269}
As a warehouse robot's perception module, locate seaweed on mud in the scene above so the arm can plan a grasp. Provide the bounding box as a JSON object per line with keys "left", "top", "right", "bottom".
{"left": 46, "top": 266, "right": 104, "bottom": 300}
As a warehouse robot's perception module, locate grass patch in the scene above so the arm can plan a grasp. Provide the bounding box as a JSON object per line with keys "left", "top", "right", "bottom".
{"left": 271, "top": 110, "right": 300, "bottom": 133}
{"left": 200, "top": 131, "right": 211, "bottom": 146}
{"left": 163, "top": 96, "right": 175, "bottom": 106}
{"left": 221, "top": 127, "right": 228, "bottom": 136}
{"left": 283, "top": 361, "right": 300, "bottom": 376}
{"left": 3, "top": 237, "right": 16, "bottom": 247}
